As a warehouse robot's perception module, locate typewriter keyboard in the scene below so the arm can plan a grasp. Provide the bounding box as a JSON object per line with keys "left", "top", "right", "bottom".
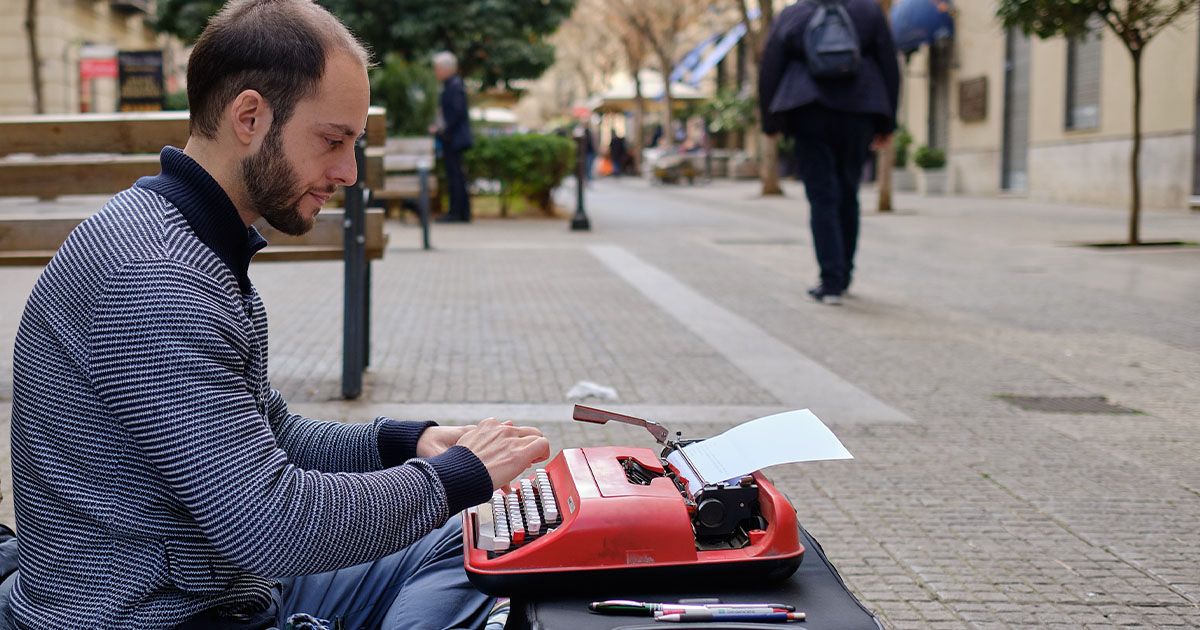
{"left": 473, "top": 469, "right": 562, "bottom": 554}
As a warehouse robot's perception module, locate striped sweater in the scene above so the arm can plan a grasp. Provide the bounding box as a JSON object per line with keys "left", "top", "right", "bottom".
{"left": 9, "top": 148, "right": 493, "bottom": 629}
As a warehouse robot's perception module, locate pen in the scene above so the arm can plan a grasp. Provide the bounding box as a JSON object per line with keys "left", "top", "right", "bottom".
{"left": 589, "top": 601, "right": 656, "bottom": 616}
{"left": 656, "top": 612, "right": 805, "bottom": 623}
{"left": 689, "top": 603, "right": 794, "bottom": 611}
{"left": 658, "top": 606, "right": 788, "bottom": 615}
{"left": 590, "top": 600, "right": 796, "bottom": 615}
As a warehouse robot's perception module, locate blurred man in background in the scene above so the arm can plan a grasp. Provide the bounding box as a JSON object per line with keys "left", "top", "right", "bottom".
{"left": 433, "top": 51, "right": 474, "bottom": 222}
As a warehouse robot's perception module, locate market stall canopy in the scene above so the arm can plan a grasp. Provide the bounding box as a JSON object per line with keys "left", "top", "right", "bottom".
{"left": 680, "top": 8, "right": 760, "bottom": 88}
{"left": 589, "top": 71, "right": 708, "bottom": 114}
{"left": 891, "top": 0, "right": 955, "bottom": 53}
{"left": 670, "top": 33, "right": 721, "bottom": 85}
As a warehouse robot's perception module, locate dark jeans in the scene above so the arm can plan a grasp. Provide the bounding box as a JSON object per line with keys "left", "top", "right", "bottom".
{"left": 0, "top": 520, "right": 490, "bottom": 630}
{"left": 444, "top": 148, "right": 472, "bottom": 221}
{"left": 789, "top": 107, "right": 876, "bottom": 293}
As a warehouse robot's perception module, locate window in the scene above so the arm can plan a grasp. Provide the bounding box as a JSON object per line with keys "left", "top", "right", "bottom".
{"left": 1065, "top": 20, "right": 1102, "bottom": 130}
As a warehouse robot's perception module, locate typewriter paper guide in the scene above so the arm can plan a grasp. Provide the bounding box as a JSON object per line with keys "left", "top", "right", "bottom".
{"left": 666, "top": 409, "right": 852, "bottom": 493}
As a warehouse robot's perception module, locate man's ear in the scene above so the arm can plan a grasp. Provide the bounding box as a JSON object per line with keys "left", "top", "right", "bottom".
{"left": 228, "top": 89, "right": 273, "bottom": 147}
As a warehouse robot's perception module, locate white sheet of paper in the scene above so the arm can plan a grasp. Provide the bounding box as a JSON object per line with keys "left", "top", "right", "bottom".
{"left": 666, "top": 409, "right": 852, "bottom": 493}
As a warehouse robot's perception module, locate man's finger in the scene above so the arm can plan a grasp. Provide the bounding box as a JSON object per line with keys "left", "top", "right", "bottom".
{"left": 518, "top": 436, "right": 551, "bottom": 462}
{"left": 508, "top": 426, "right": 544, "bottom": 438}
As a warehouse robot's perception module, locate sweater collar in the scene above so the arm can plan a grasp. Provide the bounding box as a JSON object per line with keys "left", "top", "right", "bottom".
{"left": 136, "top": 147, "right": 267, "bottom": 294}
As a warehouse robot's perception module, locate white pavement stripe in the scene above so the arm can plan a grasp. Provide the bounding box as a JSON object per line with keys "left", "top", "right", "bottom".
{"left": 282, "top": 403, "right": 799, "bottom": 429}
{"left": 587, "top": 244, "right": 912, "bottom": 424}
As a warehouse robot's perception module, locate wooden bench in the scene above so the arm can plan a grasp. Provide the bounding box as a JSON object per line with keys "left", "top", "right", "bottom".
{"left": 0, "top": 209, "right": 387, "bottom": 267}
{"left": 0, "top": 108, "right": 389, "bottom": 199}
{"left": 0, "top": 111, "right": 395, "bottom": 399}
{"left": 374, "top": 136, "right": 439, "bottom": 218}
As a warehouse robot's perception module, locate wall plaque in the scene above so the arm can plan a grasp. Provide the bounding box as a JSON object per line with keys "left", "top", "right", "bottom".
{"left": 958, "top": 76, "right": 987, "bottom": 123}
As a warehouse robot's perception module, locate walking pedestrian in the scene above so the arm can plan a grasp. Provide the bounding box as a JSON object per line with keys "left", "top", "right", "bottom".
{"left": 609, "top": 134, "right": 630, "bottom": 176}
{"left": 432, "top": 51, "right": 474, "bottom": 222}
{"left": 583, "top": 124, "right": 596, "bottom": 182}
{"left": 759, "top": 0, "right": 900, "bottom": 305}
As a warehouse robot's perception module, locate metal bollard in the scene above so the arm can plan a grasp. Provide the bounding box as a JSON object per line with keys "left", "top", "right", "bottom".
{"left": 571, "top": 126, "right": 591, "bottom": 231}
{"left": 417, "top": 158, "right": 432, "bottom": 250}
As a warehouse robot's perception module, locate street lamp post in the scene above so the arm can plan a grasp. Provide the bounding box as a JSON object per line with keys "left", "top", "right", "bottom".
{"left": 571, "top": 126, "right": 591, "bottom": 231}
{"left": 342, "top": 136, "right": 368, "bottom": 399}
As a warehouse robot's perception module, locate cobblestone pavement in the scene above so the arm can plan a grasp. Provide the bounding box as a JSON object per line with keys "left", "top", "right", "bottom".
{"left": 2, "top": 181, "right": 1199, "bottom": 628}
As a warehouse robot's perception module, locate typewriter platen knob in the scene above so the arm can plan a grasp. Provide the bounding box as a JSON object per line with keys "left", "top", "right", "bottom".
{"left": 696, "top": 497, "right": 726, "bottom": 529}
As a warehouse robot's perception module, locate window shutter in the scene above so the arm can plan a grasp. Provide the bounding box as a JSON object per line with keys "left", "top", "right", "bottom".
{"left": 1066, "top": 20, "right": 1103, "bottom": 130}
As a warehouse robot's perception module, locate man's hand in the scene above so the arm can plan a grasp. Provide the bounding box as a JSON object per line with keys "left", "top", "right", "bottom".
{"left": 415, "top": 424, "right": 474, "bottom": 459}
{"left": 455, "top": 418, "right": 551, "bottom": 490}
{"left": 871, "top": 134, "right": 893, "bottom": 151}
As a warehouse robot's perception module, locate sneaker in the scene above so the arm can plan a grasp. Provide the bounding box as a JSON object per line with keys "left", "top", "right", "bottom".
{"left": 807, "top": 285, "right": 843, "bottom": 306}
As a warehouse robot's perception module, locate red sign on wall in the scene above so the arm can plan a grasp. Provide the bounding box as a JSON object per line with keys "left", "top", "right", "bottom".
{"left": 80, "top": 57, "right": 118, "bottom": 80}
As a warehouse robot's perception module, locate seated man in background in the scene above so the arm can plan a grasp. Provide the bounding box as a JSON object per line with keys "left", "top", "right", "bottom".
{"left": 6, "top": 0, "right": 548, "bottom": 628}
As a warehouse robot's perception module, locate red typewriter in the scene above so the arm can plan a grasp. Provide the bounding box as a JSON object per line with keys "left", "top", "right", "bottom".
{"left": 462, "top": 405, "right": 804, "bottom": 597}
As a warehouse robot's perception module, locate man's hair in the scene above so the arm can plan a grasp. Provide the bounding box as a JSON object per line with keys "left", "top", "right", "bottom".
{"left": 432, "top": 51, "right": 458, "bottom": 73}
{"left": 186, "top": 0, "right": 371, "bottom": 139}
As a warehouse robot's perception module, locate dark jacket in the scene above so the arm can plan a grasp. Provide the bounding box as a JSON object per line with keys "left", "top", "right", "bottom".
{"left": 759, "top": 0, "right": 901, "bottom": 135}
{"left": 439, "top": 75, "right": 473, "bottom": 152}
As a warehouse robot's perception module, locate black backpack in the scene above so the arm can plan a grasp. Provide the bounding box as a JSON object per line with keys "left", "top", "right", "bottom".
{"left": 803, "top": 0, "right": 862, "bottom": 80}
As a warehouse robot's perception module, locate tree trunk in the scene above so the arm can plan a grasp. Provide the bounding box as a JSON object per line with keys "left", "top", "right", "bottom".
{"left": 746, "top": 49, "right": 783, "bottom": 195}
{"left": 739, "top": 1, "right": 782, "bottom": 196}
{"left": 25, "top": 0, "right": 44, "bottom": 114}
{"left": 759, "top": 132, "right": 783, "bottom": 195}
{"left": 659, "top": 52, "right": 674, "bottom": 149}
{"left": 876, "top": 0, "right": 895, "bottom": 212}
{"left": 1129, "top": 48, "right": 1142, "bottom": 245}
{"left": 632, "top": 71, "right": 645, "bottom": 170}
{"left": 877, "top": 136, "right": 894, "bottom": 212}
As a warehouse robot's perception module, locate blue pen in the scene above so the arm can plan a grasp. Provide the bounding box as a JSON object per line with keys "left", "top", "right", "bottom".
{"left": 656, "top": 611, "right": 804, "bottom": 623}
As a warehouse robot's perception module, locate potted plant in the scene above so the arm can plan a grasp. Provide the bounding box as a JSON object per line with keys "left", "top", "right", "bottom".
{"left": 701, "top": 90, "right": 754, "bottom": 135}
{"left": 914, "top": 145, "right": 948, "bottom": 195}
{"left": 700, "top": 90, "right": 756, "bottom": 179}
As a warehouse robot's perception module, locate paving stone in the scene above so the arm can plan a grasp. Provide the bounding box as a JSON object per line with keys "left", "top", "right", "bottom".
{"left": 1, "top": 181, "right": 1199, "bottom": 628}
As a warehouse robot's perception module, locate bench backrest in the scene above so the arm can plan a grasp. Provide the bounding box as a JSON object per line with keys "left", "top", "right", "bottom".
{"left": 0, "top": 108, "right": 387, "bottom": 197}
{"left": 0, "top": 109, "right": 387, "bottom": 157}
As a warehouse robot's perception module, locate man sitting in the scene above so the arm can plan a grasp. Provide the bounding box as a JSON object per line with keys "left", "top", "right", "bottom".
{"left": 5, "top": 1, "right": 549, "bottom": 627}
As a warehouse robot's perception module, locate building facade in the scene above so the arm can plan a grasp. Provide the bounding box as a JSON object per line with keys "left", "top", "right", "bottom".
{"left": 1, "top": 0, "right": 183, "bottom": 115}
{"left": 898, "top": 1, "right": 1199, "bottom": 210}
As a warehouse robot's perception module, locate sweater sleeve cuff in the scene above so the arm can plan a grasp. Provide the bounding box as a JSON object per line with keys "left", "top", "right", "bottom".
{"left": 427, "top": 445, "right": 494, "bottom": 515}
{"left": 378, "top": 419, "right": 437, "bottom": 468}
